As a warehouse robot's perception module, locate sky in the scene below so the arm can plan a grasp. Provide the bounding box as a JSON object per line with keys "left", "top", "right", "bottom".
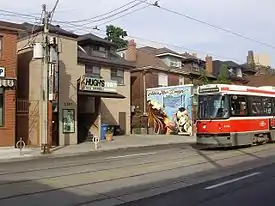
{"left": 1, "top": 0, "right": 275, "bottom": 66}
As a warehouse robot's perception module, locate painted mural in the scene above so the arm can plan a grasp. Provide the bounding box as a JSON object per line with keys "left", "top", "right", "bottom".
{"left": 147, "top": 85, "right": 193, "bottom": 135}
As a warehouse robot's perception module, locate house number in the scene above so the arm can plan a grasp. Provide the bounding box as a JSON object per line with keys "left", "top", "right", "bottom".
{"left": 64, "top": 102, "right": 72, "bottom": 107}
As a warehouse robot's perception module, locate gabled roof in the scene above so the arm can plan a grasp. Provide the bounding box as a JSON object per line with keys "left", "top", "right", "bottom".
{"left": 19, "top": 22, "right": 78, "bottom": 39}
{"left": 246, "top": 75, "right": 275, "bottom": 86}
{"left": 155, "top": 47, "right": 180, "bottom": 55}
{"left": 0, "top": 20, "right": 24, "bottom": 30}
{"left": 78, "top": 49, "right": 134, "bottom": 69}
{"left": 77, "top": 33, "right": 115, "bottom": 46}
{"left": 135, "top": 48, "right": 170, "bottom": 69}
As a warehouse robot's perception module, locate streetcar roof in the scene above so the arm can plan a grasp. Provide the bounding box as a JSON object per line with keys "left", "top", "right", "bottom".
{"left": 197, "top": 84, "right": 275, "bottom": 96}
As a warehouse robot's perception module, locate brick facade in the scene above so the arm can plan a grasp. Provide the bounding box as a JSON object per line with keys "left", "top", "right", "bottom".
{"left": 0, "top": 28, "right": 18, "bottom": 146}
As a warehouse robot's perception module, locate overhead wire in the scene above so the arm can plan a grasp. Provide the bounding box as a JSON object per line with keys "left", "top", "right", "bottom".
{"left": 135, "top": 0, "right": 275, "bottom": 49}
{"left": 55, "top": 0, "right": 142, "bottom": 24}
{"left": 0, "top": 5, "right": 269, "bottom": 64}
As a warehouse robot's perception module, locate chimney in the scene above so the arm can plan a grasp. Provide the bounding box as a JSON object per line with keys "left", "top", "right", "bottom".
{"left": 125, "top": 39, "right": 137, "bottom": 62}
{"left": 247, "top": 50, "right": 255, "bottom": 67}
{"left": 205, "top": 55, "right": 213, "bottom": 74}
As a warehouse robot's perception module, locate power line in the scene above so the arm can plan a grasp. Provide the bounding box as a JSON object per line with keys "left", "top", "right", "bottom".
{"left": 76, "top": 1, "right": 143, "bottom": 27}
{"left": 56, "top": 0, "right": 140, "bottom": 24}
{"left": 0, "top": 7, "right": 263, "bottom": 63}
{"left": 136, "top": 0, "right": 275, "bottom": 49}
{"left": 49, "top": 0, "right": 60, "bottom": 23}
{"left": 96, "top": 4, "right": 149, "bottom": 27}
{"left": 92, "top": 27, "right": 244, "bottom": 63}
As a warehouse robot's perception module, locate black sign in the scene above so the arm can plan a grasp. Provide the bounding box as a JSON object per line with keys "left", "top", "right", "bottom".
{"left": 84, "top": 78, "right": 105, "bottom": 88}
{"left": 198, "top": 86, "right": 219, "bottom": 93}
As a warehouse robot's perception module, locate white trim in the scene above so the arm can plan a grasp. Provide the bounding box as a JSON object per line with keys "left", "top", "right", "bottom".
{"left": 198, "top": 116, "right": 275, "bottom": 122}
{"left": 156, "top": 52, "right": 184, "bottom": 59}
{"left": 146, "top": 84, "right": 194, "bottom": 91}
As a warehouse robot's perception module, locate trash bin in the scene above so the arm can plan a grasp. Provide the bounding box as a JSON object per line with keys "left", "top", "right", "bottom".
{"left": 101, "top": 124, "right": 109, "bottom": 140}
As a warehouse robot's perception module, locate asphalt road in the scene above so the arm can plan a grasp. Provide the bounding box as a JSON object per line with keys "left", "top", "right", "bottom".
{"left": 121, "top": 161, "right": 275, "bottom": 206}
{"left": 1, "top": 143, "right": 275, "bottom": 206}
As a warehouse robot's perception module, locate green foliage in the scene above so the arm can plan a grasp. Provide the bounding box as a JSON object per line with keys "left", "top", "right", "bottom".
{"left": 213, "top": 64, "right": 231, "bottom": 84}
{"left": 194, "top": 69, "right": 211, "bottom": 86}
{"left": 198, "top": 69, "right": 210, "bottom": 85}
{"left": 105, "top": 25, "right": 128, "bottom": 49}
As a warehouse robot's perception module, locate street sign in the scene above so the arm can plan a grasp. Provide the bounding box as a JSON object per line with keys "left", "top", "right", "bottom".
{"left": 0, "top": 67, "right": 5, "bottom": 77}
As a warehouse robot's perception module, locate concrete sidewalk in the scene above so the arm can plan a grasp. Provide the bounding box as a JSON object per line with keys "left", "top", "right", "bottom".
{"left": 0, "top": 135, "right": 195, "bottom": 162}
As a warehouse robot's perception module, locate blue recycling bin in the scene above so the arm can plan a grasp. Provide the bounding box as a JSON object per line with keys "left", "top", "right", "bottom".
{"left": 101, "top": 124, "right": 109, "bottom": 140}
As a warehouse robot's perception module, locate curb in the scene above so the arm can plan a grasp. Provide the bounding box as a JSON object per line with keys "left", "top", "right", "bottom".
{"left": 0, "top": 141, "right": 196, "bottom": 164}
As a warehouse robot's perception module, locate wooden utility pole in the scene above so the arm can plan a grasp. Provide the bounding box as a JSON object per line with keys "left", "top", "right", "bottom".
{"left": 41, "top": 4, "right": 50, "bottom": 154}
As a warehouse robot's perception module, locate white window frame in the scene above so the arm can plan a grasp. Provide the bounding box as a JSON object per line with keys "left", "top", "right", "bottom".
{"left": 179, "top": 76, "right": 185, "bottom": 85}
{"left": 158, "top": 73, "right": 168, "bottom": 87}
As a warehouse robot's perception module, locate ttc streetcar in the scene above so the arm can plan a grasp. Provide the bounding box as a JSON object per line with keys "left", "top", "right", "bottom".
{"left": 196, "top": 84, "right": 275, "bottom": 147}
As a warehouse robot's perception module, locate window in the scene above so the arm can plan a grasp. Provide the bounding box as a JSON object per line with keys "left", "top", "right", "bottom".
{"left": 85, "top": 66, "right": 101, "bottom": 77}
{"left": 0, "top": 36, "right": 2, "bottom": 59}
{"left": 249, "top": 96, "right": 264, "bottom": 115}
{"left": 92, "top": 45, "right": 107, "bottom": 58}
{"left": 0, "top": 88, "right": 3, "bottom": 127}
{"left": 273, "top": 98, "right": 275, "bottom": 115}
{"left": 230, "top": 95, "right": 247, "bottom": 116}
{"left": 179, "top": 76, "right": 185, "bottom": 85}
{"left": 111, "top": 68, "right": 124, "bottom": 85}
{"left": 158, "top": 73, "right": 168, "bottom": 87}
{"left": 262, "top": 97, "right": 272, "bottom": 115}
{"left": 198, "top": 94, "right": 230, "bottom": 119}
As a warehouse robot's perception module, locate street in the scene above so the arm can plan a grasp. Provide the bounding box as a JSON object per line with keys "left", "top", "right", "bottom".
{"left": 1, "top": 143, "right": 275, "bottom": 205}
{"left": 122, "top": 162, "right": 275, "bottom": 206}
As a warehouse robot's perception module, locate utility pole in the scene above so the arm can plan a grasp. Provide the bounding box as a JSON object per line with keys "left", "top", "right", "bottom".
{"left": 41, "top": 4, "right": 50, "bottom": 154}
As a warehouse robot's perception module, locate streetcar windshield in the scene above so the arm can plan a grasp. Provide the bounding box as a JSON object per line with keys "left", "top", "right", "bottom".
{"left": 198, "top": 94, "right": 230, "bottom": 119}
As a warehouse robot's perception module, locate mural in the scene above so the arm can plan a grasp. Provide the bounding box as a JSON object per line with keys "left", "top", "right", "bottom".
{"left": 147, "top": 85, "right": 193, "bottom": 135}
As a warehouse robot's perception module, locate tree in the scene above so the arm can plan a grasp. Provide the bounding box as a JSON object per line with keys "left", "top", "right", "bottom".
{"left": 213, "top": 64, "right": 231, "bottom": 84}
{"left": 198, "top": 69, "right": 210, "bottom": 85}
{"left": 194, "top": 69, "right": 211, "bottom": 86}
{"left": 105, "top": 25, "right": 128, "bottom": 49}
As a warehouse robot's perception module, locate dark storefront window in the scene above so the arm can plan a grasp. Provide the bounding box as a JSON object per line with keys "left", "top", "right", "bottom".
{"left": 0, "top": 88, "right": 3, "bottom": 126}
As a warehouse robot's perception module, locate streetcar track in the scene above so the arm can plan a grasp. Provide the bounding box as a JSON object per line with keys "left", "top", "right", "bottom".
{"left": 0, "top": 145, "right": 273, "bottom": 202}
{"left": 0, "top": 149, "right": 214, "bottom": 185}
{"left": 0, "top": 147, "right": 189, "bottom": 175}
{"left": 0, "top": 143, "right": 271, "bottom": 177}
{"left": 0, "top": 145, "right": 272, "bottom": 187}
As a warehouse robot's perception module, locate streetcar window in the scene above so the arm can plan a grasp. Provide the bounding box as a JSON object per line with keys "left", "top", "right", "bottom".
{"left": 250, "top": 96, "right": 264, "bottom": 115}
{"left": 230, "top": 95, "right": 247, "bottom": 116}
{"left": 262, "top": 97, "right": 272, "bottom": 115}
{"left": 272, "top": 98, "right": 275, "bottom": 115}
{"left": 198, "top": 95, "right": 229, "bottom": 119}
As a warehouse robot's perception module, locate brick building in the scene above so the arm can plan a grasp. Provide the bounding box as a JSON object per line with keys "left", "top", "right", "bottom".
{"left": 0, "top": 21, "right": 22, "bottom": 146}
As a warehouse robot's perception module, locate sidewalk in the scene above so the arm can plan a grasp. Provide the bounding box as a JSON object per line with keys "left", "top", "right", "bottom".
{"left": 0, "top": 135, "right": 196, "bottom": 162}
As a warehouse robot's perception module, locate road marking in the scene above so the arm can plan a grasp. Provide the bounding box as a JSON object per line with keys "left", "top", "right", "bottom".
{"left": 204, "top": 172, "right": 261, "bottom": 190}
{"left": 105, "top": 152, "right": 157, "bottom": 160}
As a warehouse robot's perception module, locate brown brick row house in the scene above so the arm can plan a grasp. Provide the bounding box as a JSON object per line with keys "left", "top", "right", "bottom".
{"left": 0, "top": 21, "right": 22, "bottom": 146}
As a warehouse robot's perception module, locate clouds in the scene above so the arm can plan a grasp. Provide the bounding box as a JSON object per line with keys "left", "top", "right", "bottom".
{"left": 1, "top": 0, "right": 275, "bottom": 65}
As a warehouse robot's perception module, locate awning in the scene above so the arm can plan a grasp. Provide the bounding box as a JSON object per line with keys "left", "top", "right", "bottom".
{"left": 78, "top": 91, "right": 125, "bottom": 99}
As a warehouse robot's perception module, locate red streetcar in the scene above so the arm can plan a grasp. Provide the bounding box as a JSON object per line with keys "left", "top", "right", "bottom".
{"left": 196, "top": 84, "right": 275, "bottom": 147}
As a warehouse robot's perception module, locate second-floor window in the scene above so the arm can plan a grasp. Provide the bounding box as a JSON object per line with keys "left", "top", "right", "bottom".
{"left": 111, "top": 68, "right": 124, "bottom": 85}
{"left": 85, "top": 65, "right": 101, "bottom": 78}
{"left": 92, "top": 45, "right": 107, "bottom": 58}
{"left": 158, "top": 73, "right": 168, "bottom": 87}
{"left": 0, "top": 36, "right": 3, "bottom": 60}
{"left": 179, "top": 76, "right": 185, "bottom": 85}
